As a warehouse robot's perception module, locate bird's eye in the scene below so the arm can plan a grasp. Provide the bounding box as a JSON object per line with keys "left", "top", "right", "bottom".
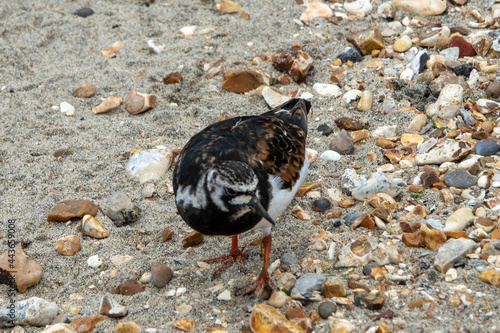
{"left": 225, "top": 188, "right": 236, "bottom": 196}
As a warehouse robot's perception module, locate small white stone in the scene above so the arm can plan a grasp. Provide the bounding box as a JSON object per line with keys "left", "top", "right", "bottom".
{"left": 344, "top": 0, "right": 372, "bottom": 14}
{"left": 300, "top": 92, "right": 314, "bottom": 100}
{"left": 110, "top": 255, "right": 133, "bottom": 266}
{"left": 426, "top": 84, "right": 464, "bottom": 120}
{"left": 320, "top": 150, "right": 342, "bottom": 161}
{"left": 445, "top": 268, "right": 458, "bottom": 281}
{"left": 444, "top": 207, "right": 474, "bottom": 232}
{"left": 87, "top": 255, "right": 102, "bottom": 268}
{"left": 126, "top": 148, "right": 173, "bottom": 185}
{"left": 217, "top": 289, "right": 232, "bottom": 301}
{"left": 176, "top": 303, "right": 193, "bottom": 315}
{"left": 400, "top": 68, "right": 414, "bottom": 83}
{"left": 180, "top": 26, "right": 196, "bottom": 37}
{"left": 342, "top": 89, "right": 362, "bottom": 103}
{"left": 176, "top": 287, "right": 187, "bottom": 296}
{"left": 262, "top": 86, "right": 291, "bottom": 108}
{"left": 60, "top": 102, "right": 75, "bottom": 117}
{"left": 327, "top": 188, "right": 342, "bottom": 202}
{"left": 313, "top": 83, "right": 342, "bottom": 97}
{"left": 140, "top": 272, "right": 152, "bottom": 284}
{"left": 147, "top": 39, "right": 165, "bottom": 54}
{"left": 372, "top": 125, "right": 398, "bottom": 139}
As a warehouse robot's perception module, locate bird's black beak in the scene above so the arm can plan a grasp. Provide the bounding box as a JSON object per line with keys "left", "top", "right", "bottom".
{"left": 249, "top": 197, "right": 275, "bottom": 225}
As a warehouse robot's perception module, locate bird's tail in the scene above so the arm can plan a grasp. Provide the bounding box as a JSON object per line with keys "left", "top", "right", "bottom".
{"left": 266, "top": 98, "right": 311, "bottom": 134}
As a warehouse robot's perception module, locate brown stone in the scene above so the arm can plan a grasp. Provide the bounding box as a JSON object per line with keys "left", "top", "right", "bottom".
{"left": 338, "top": 198, "right": 355, "bottom": 208}
{"left": 444, "top": 230, "right": 467, "bottom": 239}
{"left": 384, "top": 149, "right": 403, "bottom": 164}
{"left": 420, "top": 223, "right": 446, "bottom": 251}
{"left": 335, "top": 117, "right": 363, "bottom": 130}
{"left": 477, "top": 269, "right": 500, "bottom": 287}
{"left": 151, "top": 262, "right": 173, "bottom": 288}
{"left": 291, "top": 206, "right": 311, "bottom": 220}
{"left": 69, "top": 314, "right": 105, "bottom": 333}
{"left": 162, "top": 227, "right": 173, "bottom": 242}
{"left": 408, "top": 298, "right": 426, "bottom": 309}
{"left": 330, "top": 68, "right": 345, "bottom": 83}
{"left": 99, "top": 295, "right": 128, "bottom": 318}
{"left": 47, "top": 200, "right": 99, "bottom": 222}
{"left": 326, "top": 209, "right": 342, "bottom": 219}
{"left": 377, "top": 322, "right": 394, "bottom": 333}
{"left": 216, "top": 0, "right": 242, "bottom": 13}
{"left": 323, "top": 279, "right": 346, "bottom": 298}
{"left": 250, "top": 304, "right": 305, "bottom": 333}
{"left": 221, "top": 69, "right": 271, "bottom": 93}
{"left": 408, "top": 185, "right": 423, "bottom": 193}
{"left": 72, "top": 83, "right": 96, "bottom": 98}
{"left": 353, "top": 214, "right": 375, "bottom": 231}
{"left": 182, "top": 231, "right": 203, "bottom": 248}
{"left": 376, "top": 138, "right": 397, "bottom": 149}
{"left": 347, "top": 28, "right": 384, "bottom": 56}
{"left": 355, "top": 291, "right": 384, "bottom": 310}
{"left": 112, "top": 279, "right": 145, "bottom": 296}
{"left": 0, "top": 246, "right": 43, "bottom": 292}
{"left": 486, "top": 82, "right": 500, "bottom": 99}
{"left": 205, "top": 59, "right": 226, "bottom": 79}
{"left": 115, "top": 321, "right": 141, "bottom": 333}
{"left": 162, "top": 72, "right": 183, "bottom": 84}
{"left": 272, "top": 47, "right": 314, "bottom": 83}
{"left": 56, "top": 235, "right": 81, "bottom": 256}
{"left": 351, "top": 129, "right": 369, "bottom": 143}
{"left": 370, "top": 267, "right": 388, "bottom": 281}
{"left": 491, "top": 228, "right": 500, "bottom": 240}
{"left": 420, "top": 167, "right": 440, "bottom": 188}
{"left": 402, "top": 231, "right": 423, "bottom": 248}
{"left": 400, "top": 222, "right": 421, "bottom": 233}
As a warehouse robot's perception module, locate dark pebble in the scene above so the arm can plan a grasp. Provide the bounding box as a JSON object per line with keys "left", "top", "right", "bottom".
{"left": 318, "top": 301, "right": 337, "bottom": 319}
{"left": 474, "top": 139, "right": 500, "bottom": 156}
{"left": 419, "top": 260, "right": 430, "bottom": 270}
{"left": 458, "top": 109, "right": 476, "bottom": 126}
{"left": 453, "top": 260, "right": 466, "bottom": 268}
{"left": 471, "top": 130, "right": 488, "bottom": 141}
{"left": 281, "top": 252, "right": 296, "bottom": 266}
{"left": 335, "top": 117, "right": 363, "bottom": 130}
{"left": 151, "top": 262, "right": 173, "bottom": 288}
{"left": 312, "top": 198, "right": 332, "bottom": 212}
{"left": 74, "top": 7, "right": 95, "bottom": 17}
{"left": 417, "top": 52, "right": 430, "bottom": 74}
{"left": 333, "top": 220, "right": 342, "bottom": 227}
{"left": 453, "top": 63, "right": 474, "bottom": 78}
{"left": 443, "top": 168, "right": 477, "bottom": 188}
{"left": 336, "top": 47, "right": 362, "bottom": 64}
{"left": 53, "top": 149, "right": 72, "bottom": 157}
{"left": 428, "top": 128, "right": 444, "bottom": 138}
{"left": 317, "top": 124, "right": 333, "bottom": 136}
{"left": 328, "top": 130, "right": 354, "bottom": 155}
{"left": 362, "top": 264, "right": 376, "bottom": 276}
{"left": 344, "top": 212, "right": 362, "bottom": 227}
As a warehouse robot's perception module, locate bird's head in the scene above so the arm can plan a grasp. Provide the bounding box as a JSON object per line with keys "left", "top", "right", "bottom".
{"left": 205, "top": 161, "right": 275, "bottom": 224}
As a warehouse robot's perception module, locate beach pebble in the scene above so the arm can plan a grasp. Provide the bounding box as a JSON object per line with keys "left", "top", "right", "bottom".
{"left": 92, "top": 96, "right": 122, "bottom": 114}
{"left": 313, "top": 83, "right": 341, "bottom": 97}
{"left": 477, "top": 269, "right": 500, "bottom": 287}
{"left": 250, "top": 304, "right": 303, "bottom": 333}
{"left": 319, "top": 150, "right": 342, "bottom": 162}
{"left": 56, "top": 235, "right": 81, "bottom": 256}
{"left": 291, "top": 206, "right": 311, "bottom": 220}
{"left": 474, "top": 139, "right": 500, "bottom": 156}
{"left": 74, "top": 7, "right": 94, "bottom": 17}
{"left": 116, "top": 322, "right": 141, "bottom": 333}
{"left": 47, "top": 199, "right": 99, "bottom": 222}
{"left": 344, "top": 0, "right": 372, "bottom": 15}
{"left": 268, "top": 291, "right": 289, "bottom": 308}
{"left": 147, "top": 39, "right": 165, "bottom": 54}
{"left": 60, "top": 102, "right": 75, "bottom": 117}
{"left": 125, "top": 91, "right": 156, "bottom": 114}
{"left": 351, "top": 172, "right": 404, "bottom": 200}
{"left": 449, "top": 35, "right": 476, "bottom": 58}
{"left": 179, "top": 26, "right": 196, "bottom": 38}
{"left": 318, "top": 301, "right": 337, "bottom": 319}
{"left": 272, "top": 47, "right": 314, "bottom": 83}
{"left": 372, "top": 125, "right": 397, "bottom": 139}
{"left": 222, "top": 69, "right": 271, "bottom": 93}
{"left": 420, "top": 223, "right": 446, "bottom": 251}
{"left": 112, "top": 279, "right": 145, "bottom": 296}
{"left": 101, "top": 40, "right": 121, "bottom": 58}
{"left": 0, "top": 297, "right": 57, "bottom": 327}
{"left": 434, "top": 238, "right": 477, "bottom": 272}
{"left": 347, "top": 28, "right": 384, "bottom": 56}
{"left": 415, "top": 140, "right": 473, "bottom": 165}
{"left": 217, "top": 290, "right": 232, "bottom": 301}
{"left": 172, "top": 319, "right": 195, "bottom": 331}
{"left": 262, "top": 86, "right": 291, "bottom": 108}
{"left": 82, "top": 215, "right": 109, "bottom": 239}
{"left": 163, "top": 72, "right": 183, "bottom": 85}
{"left": 99, "top": 192, "right": 141, "bottom": 226}
{"left": 426, "top": 84, "right": 463, "bottom": 120}
{"left": 87, "top": 255, "right": 102, "bottom": 268}
{"left": 299, "top": 1, "right": 333, "bottom": 22}
{"left": 0, "top": 246, "right": 42, "bottom": 292}
{"left": 323, "top": 279, "right": 346, "bottom": 298}
{"left": 72, "top": 83, "right": 96, "bottom": 98}
{"left": 126, "top": 148, "right": 173, "bottom": 185}
{"left": 486, "top": 82, "right": 500, "bottom": 99}
{"left": 336, "top": 48, "right": 363, "bottom": 64}
{"left": 444, "top": 207, "right": 474, "bottom": 232}
{"left": 99, "top": 295, "right": 128, "bottom": 318}
{"left": 215, "top": 0, "right": 242, "bottom": 13}
{"left": 175, "top": 304, "right": 192, "bottom": 315}
{"left": 312, "top": 198, "right": 332, "bottom": 212}
{"left": 392, "top": 0, "right": 446, "bottom": 16}
{"left": 182, "top": 230, "right": 203, "bottom": 248}
{"left": 335, "top": 117, "right": 363, "bottom": 130}
{"left": 357, "top": 91, "right": 372, "bottom": 111}
{"left": 443, "top": 169, "right": 477, "bottom": 188}
{"left": 151, "top": 262, "right": 172, "bottom": 288}
{"left": 407, "top": 50, "right": 429, "bottom": 74}
{"left": 163, "top": 227, "right": 173, "bottom": 242}
{"left": 394, "top": 35, "right": 412, "bottom": 52}
{"left": 335, "top": 236, "right": 399, "bottom": 268}
{"left": 342, "top": 89, "right": 362, "bottom": 103}
{"left": 328, "top": 130, "right": 354, "bottom": 155}
{"left": 290, "top": 273, "right": 326, "bottom": 300}
{"left": 453, "top": 63, "right": 475, "bottom": 78}
{"left": 68, "top": 315, "right": 105, "bottom": 333}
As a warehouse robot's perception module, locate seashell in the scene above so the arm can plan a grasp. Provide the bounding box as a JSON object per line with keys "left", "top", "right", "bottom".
{"left": 125, "top": 91, "right": 156, "bottom": 114}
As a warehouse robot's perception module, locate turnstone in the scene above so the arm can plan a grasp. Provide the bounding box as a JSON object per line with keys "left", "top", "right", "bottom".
{"left": 173, "top": 98, "right": 311, "bottom": 294}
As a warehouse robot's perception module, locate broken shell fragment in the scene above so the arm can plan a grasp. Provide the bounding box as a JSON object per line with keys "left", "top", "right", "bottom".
{"left": 101, "top": 41, "right": 121, "bottom": 58}
{"left": 125, "top": 91, "right": 156, "bottom": 115}
{"left": 82, "top": 215, "right": 110, "bottom": 239}
{"left": 216, "top": 0, "right": 242, "bottom": 13}
{"left": 300, "top": 2, "right": 333, "bottom": 23}
{"left": 92, "top": 96, "right": 123, "bottom": 114}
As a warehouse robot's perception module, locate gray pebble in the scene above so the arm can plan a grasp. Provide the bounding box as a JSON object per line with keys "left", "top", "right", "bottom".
{"left": 328, "top": 130, "right": 354, "bottom": 155}
{"left": 151, "top": 262, "right": 172, "bottom": 288}
{"left": 443, "top": 168, "right": 477, "bottom": 188}
{"left": 344, "top": 212, "right": 362, "bottom": 227}
{"left": 290, "top": 273, "right": 326, "bottom": 299}
{"left": 474, "top": 139, "right": 500, "bottom": 156}
{"left": 318, "top": 301, "right": 337, "bottom": 319}
{"left": 281, "top": 253, "right": 296, "bottom": 266}
{"left": 74, "top": 7, "right": 94, "bottom": 17}
{"left": 351, "top": 172, "right": 404, "bottom": 200}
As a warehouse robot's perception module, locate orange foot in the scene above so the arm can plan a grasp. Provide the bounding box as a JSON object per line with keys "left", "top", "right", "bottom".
{"left": 241, "top": 234, "right": 276, "bottom": 296}
{"left": 204, "top": 235, "right": 245, "bottom": 278}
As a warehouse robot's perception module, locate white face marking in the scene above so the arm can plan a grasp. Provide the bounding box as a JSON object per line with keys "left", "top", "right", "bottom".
{"left": 229, "top": 194, "right": 253, "bottom": 206}
{"left": 176, "top": 177, "right": 208, "bottom": 210}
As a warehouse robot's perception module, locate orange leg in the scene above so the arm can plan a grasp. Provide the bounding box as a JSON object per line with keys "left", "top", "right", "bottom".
{"left": 242, "top": 234, "right": 276, "bottom": 295}
{"left": 204, "top": 236, "right": 245, "bottom": 277}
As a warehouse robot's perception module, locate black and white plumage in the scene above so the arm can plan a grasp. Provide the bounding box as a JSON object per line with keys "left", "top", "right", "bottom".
{"left": 173, "top": 98, "right": 311, "bottom": 294}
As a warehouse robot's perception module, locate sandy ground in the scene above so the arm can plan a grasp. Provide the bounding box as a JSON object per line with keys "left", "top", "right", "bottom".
{"left": 1, "top": 0, "right": 499, "bottom": 332}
